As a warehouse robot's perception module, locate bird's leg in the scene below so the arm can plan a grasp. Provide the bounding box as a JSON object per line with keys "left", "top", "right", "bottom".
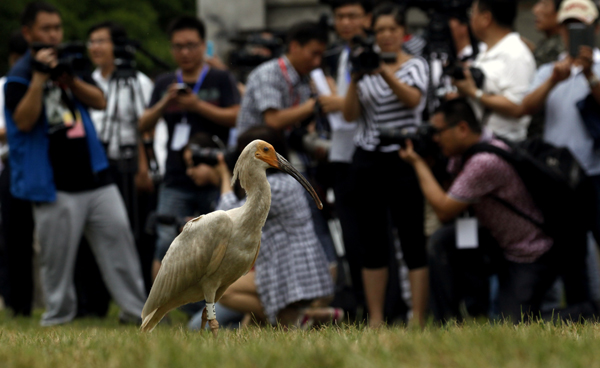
{"left": 206, "top": 302, "right": 219, "bottom": 337}
{"left": 201, "top": 308, "right": 208, "bottom": 331}
{"left": 209, "top": 319, "right": 219, "bottom": 337}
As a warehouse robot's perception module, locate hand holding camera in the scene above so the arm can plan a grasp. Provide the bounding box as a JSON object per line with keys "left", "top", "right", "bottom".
{"left": 398, "top": 139, "right": 423, "bottom": 166}
{"left": 453, "top": 67, "right": 481, "bottom": 99}
{"left": 173, "top": 83, "right": 200, "bottom": 112}
{"left": 551, "top": 58, "right": 573, "bottom": 84}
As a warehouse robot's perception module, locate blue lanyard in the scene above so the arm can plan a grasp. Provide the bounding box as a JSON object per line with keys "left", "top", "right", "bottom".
{"left": 176, "top": 64, "right": 210, "bottom": 122}
{"left": 345, "top": 45, "right": 352, "bottom": 84}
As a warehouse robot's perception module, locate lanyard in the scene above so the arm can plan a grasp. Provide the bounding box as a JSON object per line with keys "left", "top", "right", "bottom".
{"left": 278, "top": 58, "right": 300, "bottom": 107}
{"left": 344, "top": 46, "right": 352, "bottom": 84}
{"left": 176, "top": 64, "right": 210, "bottom": 122}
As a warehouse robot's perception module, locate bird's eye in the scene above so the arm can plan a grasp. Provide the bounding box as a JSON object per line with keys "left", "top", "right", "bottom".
{"left": 263, "top": 147, "right": 269, "bottom": 152}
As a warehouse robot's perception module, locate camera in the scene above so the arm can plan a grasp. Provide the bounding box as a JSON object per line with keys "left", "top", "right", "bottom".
{"left": 446, "top": 65, "right": 485, "bottom": 88}
{"left": 31, "top": 42, "right": 90, "bottom": 79}
{"left": 189, "top": 144, "right": 223, "bottom": 166}
{"left": 112, "top": 37, "right": 139, "bottom": 79}
{"left": 175, "top": 83, "right": 190, "bottom": 95}
{"left": 349, "top": 35, "right": 397, "bottom": 74}
{"left": 188, "top": 143, "right": 239, "bottom": 169}
{"left": 378, "top": 124, "right": 439, "bottom": 156}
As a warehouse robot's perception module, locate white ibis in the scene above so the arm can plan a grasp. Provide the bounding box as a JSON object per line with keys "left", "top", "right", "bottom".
{"left": 140, "top": 140, "right": 323, "bottom": 335}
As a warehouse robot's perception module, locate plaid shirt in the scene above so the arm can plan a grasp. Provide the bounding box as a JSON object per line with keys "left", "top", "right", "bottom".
{"left": 217, "top": 172, "right": 334, "bottom": 323}
{"left": 236, "top": 56, "right": 312, "bottom": 135}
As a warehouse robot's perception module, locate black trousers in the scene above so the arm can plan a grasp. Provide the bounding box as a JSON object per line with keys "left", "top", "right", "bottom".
{"left": 332, "top": 162, "right": 364, "bottom": 305}
{"left": 0, "top": 163, "right": 35, "bottom": 316}
{"left": 429, "top": 223, "right": 592, "bottom": 323}
{"left": 351, "top": 148, "right": 427, "bottom": 270}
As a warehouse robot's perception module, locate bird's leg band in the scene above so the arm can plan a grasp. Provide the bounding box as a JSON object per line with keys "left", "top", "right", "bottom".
{"left": 206, "top": 303, "right": 216, "bottom": 320}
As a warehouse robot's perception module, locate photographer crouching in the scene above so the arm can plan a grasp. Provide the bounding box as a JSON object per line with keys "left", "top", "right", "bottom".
{"left": 399, "top": 98, "right": 592, "bottom": 323}
{"left": 4, "top": 2, "right": 147, "bottom": 326}
{"left": 341, "top": 3, "right": 430, "bottom": 328}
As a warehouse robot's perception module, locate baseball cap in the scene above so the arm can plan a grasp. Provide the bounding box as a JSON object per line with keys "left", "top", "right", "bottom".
{"left": 557, "top": 0, "right": 599, "bottom": 25}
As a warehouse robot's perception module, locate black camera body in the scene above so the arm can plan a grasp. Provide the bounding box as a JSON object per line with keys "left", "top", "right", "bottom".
{"left": 112, "top": 37, "right": 139, "bottom": 79}
{"left": 31, "top": 42, "right": 90, "bottom": 80}
{"left": 378, "top": 124, "right": 439, "bottom": 156}
{"left": 189, "top": 144, "right": 222, "bottom": 166}
{"left": 349, "top": 35, "right": 397, "bottom": 74}
{"left": 188, "top": 143, "right": 239, "bottom": 169}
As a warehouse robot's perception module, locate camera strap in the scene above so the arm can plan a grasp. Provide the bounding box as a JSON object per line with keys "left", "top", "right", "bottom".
{"left": 176, "top": 64, "right": 210, "bottom": 123}
{"left": 278, "top": 58, "right": 300, "bottom": 107}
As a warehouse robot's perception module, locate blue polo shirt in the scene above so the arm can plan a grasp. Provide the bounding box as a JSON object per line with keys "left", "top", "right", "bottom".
{"left": 3, "top": 51, "right": 109, "bottom": 202}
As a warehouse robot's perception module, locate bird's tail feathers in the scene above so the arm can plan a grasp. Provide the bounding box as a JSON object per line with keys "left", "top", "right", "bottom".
{"left": 140, "top": 309, "right": 160, "bottom": 333}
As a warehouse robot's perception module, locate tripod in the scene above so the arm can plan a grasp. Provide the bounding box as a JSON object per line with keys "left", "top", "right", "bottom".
{"left": 98, "top": 67, "right": 149, "bottom": 239}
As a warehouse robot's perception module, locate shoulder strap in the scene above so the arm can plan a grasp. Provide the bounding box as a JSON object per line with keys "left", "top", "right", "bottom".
{"left": 462, "top": 142, "right": 546, "bottom": 232}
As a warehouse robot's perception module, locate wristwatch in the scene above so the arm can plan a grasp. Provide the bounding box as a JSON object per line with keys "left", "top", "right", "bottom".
{"left": 588, "top": 74, "right": 600, "bottom": 89}
{"left": 474, "top": 89, "right": 484, "bottom": 102}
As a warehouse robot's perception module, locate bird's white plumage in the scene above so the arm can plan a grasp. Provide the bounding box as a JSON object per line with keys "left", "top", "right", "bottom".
{"left": 140, "top": 140, "right": 275, "bottom": 333}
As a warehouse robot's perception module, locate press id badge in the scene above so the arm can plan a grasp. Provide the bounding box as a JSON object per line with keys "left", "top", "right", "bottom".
{"left": 456, "top": 218, "right": 479, "bottom": 249}
{"left": 171, "top": 120, "right": 191, "bottom": 151}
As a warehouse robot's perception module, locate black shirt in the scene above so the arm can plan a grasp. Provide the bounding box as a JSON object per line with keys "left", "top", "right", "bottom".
{"left": 148, "top": 68, "right": 240, "bottom": 190}
{"left": 5, "top": 74, "right": 111, "bottom": 192}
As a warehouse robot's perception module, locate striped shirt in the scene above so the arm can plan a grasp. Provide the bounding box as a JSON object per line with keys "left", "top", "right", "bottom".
{"left": 355, "top": 56, "right": 429, "bottom": 152}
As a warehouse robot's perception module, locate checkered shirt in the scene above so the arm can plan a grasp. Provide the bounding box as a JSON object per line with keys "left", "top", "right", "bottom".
{"left": 217, "top": 172, "right": 334, "bottom": 323}
{"left": 235, "top": 56, "right": 312, "bottom": 135}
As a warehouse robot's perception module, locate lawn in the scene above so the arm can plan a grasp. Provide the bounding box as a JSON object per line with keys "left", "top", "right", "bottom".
{"left": 1, "top": 308, "right": 600, "bottom": 368}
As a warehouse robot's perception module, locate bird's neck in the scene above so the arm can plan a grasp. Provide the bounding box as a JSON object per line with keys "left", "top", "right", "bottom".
{"left": 239, "top": 169, "right": 271, "bottom": 230}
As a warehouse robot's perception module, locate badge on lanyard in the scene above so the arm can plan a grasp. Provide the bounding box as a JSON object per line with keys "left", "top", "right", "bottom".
{"left": 170, "top": 65, "right": 210, "bottom": 151}
{"left": 456, "top": 217, "right": 479, "bottom": 249}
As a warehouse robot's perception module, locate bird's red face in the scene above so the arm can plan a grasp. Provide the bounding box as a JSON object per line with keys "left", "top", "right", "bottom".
{"left": 254, "top": 141, "right": 278, "bottom": 168}
{"left": 254, "top": 141, "right": 323, "bottom": 210}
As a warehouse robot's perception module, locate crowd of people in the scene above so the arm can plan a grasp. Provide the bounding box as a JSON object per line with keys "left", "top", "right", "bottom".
{"left": 1, "top": 0, "right": 600, "bottom": 329}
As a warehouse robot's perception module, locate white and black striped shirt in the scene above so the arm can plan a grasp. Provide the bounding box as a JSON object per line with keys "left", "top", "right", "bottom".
{"left": 355, "top": 56, "right": 429, "bottom": 152}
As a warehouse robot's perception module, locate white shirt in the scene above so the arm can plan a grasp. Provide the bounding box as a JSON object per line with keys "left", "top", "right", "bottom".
{"left": 472, "top": 32, "right": 536, "bottom": 142}
{"left": 90, "top": 69, "right": 153, "bottom": 159}
{"left": 329, "top": 46, "right": 358, "bottom": 163}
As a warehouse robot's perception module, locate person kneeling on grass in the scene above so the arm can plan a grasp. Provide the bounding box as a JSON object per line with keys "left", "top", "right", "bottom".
{"left": 399, "top": 98, "right": 592, "bottom": 323}
{"left": 186, "top": 126, "right": 337, "bottom": 328}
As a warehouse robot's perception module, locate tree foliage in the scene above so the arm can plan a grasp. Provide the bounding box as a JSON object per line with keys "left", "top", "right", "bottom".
{"left": 0, "top": 0, "right": 197, "bottom": 76}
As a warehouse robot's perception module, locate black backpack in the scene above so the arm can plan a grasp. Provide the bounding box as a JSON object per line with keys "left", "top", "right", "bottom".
{"left": 463, "top": 137, "right": 596, "bottom": 245}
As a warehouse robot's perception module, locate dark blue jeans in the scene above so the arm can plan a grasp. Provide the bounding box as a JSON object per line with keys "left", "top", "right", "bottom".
{"left": 154, "top": 184, "right": 219, "bottom": 261}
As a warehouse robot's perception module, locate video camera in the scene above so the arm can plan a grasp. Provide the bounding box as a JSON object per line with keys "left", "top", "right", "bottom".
{"left": 112, "top": 37, "right": 140, "bottom": 79}
{"left": 31, "top": 42, "right": 90, "bottom": 80}
{"left": 420, "top": 0, "right": 484, "bottom": 88}
{"left": 378, "top": 124, "right": 439, "bottom": 156}
{"left": 349, "top": 35, "right": 397, "bottom": 74}
{"left": 229, "top": 32, "right": 285, "bottom": 69}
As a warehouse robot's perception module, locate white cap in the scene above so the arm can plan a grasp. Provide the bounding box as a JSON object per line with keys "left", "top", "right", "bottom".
{"left": 557, "top": 0, "right": 599, "bottom": 25}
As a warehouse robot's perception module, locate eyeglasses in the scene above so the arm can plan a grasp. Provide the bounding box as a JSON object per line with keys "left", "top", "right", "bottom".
{"left": 431, "top": 125, "right": 455, "bottom": 136}
{"left": 87, "top": 39, "right": 110, "bottom": 48}
{"left": 170, "top": 42, "right": 202, "bottom": 52}
{"left": 334, "top": 13, "right": 365, "bottom": 21}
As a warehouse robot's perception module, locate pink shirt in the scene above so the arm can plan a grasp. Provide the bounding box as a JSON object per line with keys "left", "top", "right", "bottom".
{"left": 448, "top": 139, "right": 553, "bottom": 263}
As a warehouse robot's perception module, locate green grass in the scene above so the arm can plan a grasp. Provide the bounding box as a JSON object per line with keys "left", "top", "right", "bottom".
{"left": 2, "top": 308, "right": 600, "bottom": 368}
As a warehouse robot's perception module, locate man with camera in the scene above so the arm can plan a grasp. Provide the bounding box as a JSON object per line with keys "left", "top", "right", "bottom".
{"left": 139, "top": 16, "right": 240, "bottom": 278}
{"left": 453, "top": 0, "right": 536, "bottom": 142}
{"left": 236, "top": 21, "right": 328, "bottom": 137}
{"left": 4, "top": 2, "right": 147, "bottom": 326}
{"left": 522, "top": 0, "right": 600, "bottom": 244}
{"left": 399, "top": 98, "right": 590, "bottom": 322}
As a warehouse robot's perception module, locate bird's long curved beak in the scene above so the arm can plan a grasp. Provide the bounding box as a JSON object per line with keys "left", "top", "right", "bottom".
{"left": 276, "top": 153, "right": 323, "bottom": 210}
